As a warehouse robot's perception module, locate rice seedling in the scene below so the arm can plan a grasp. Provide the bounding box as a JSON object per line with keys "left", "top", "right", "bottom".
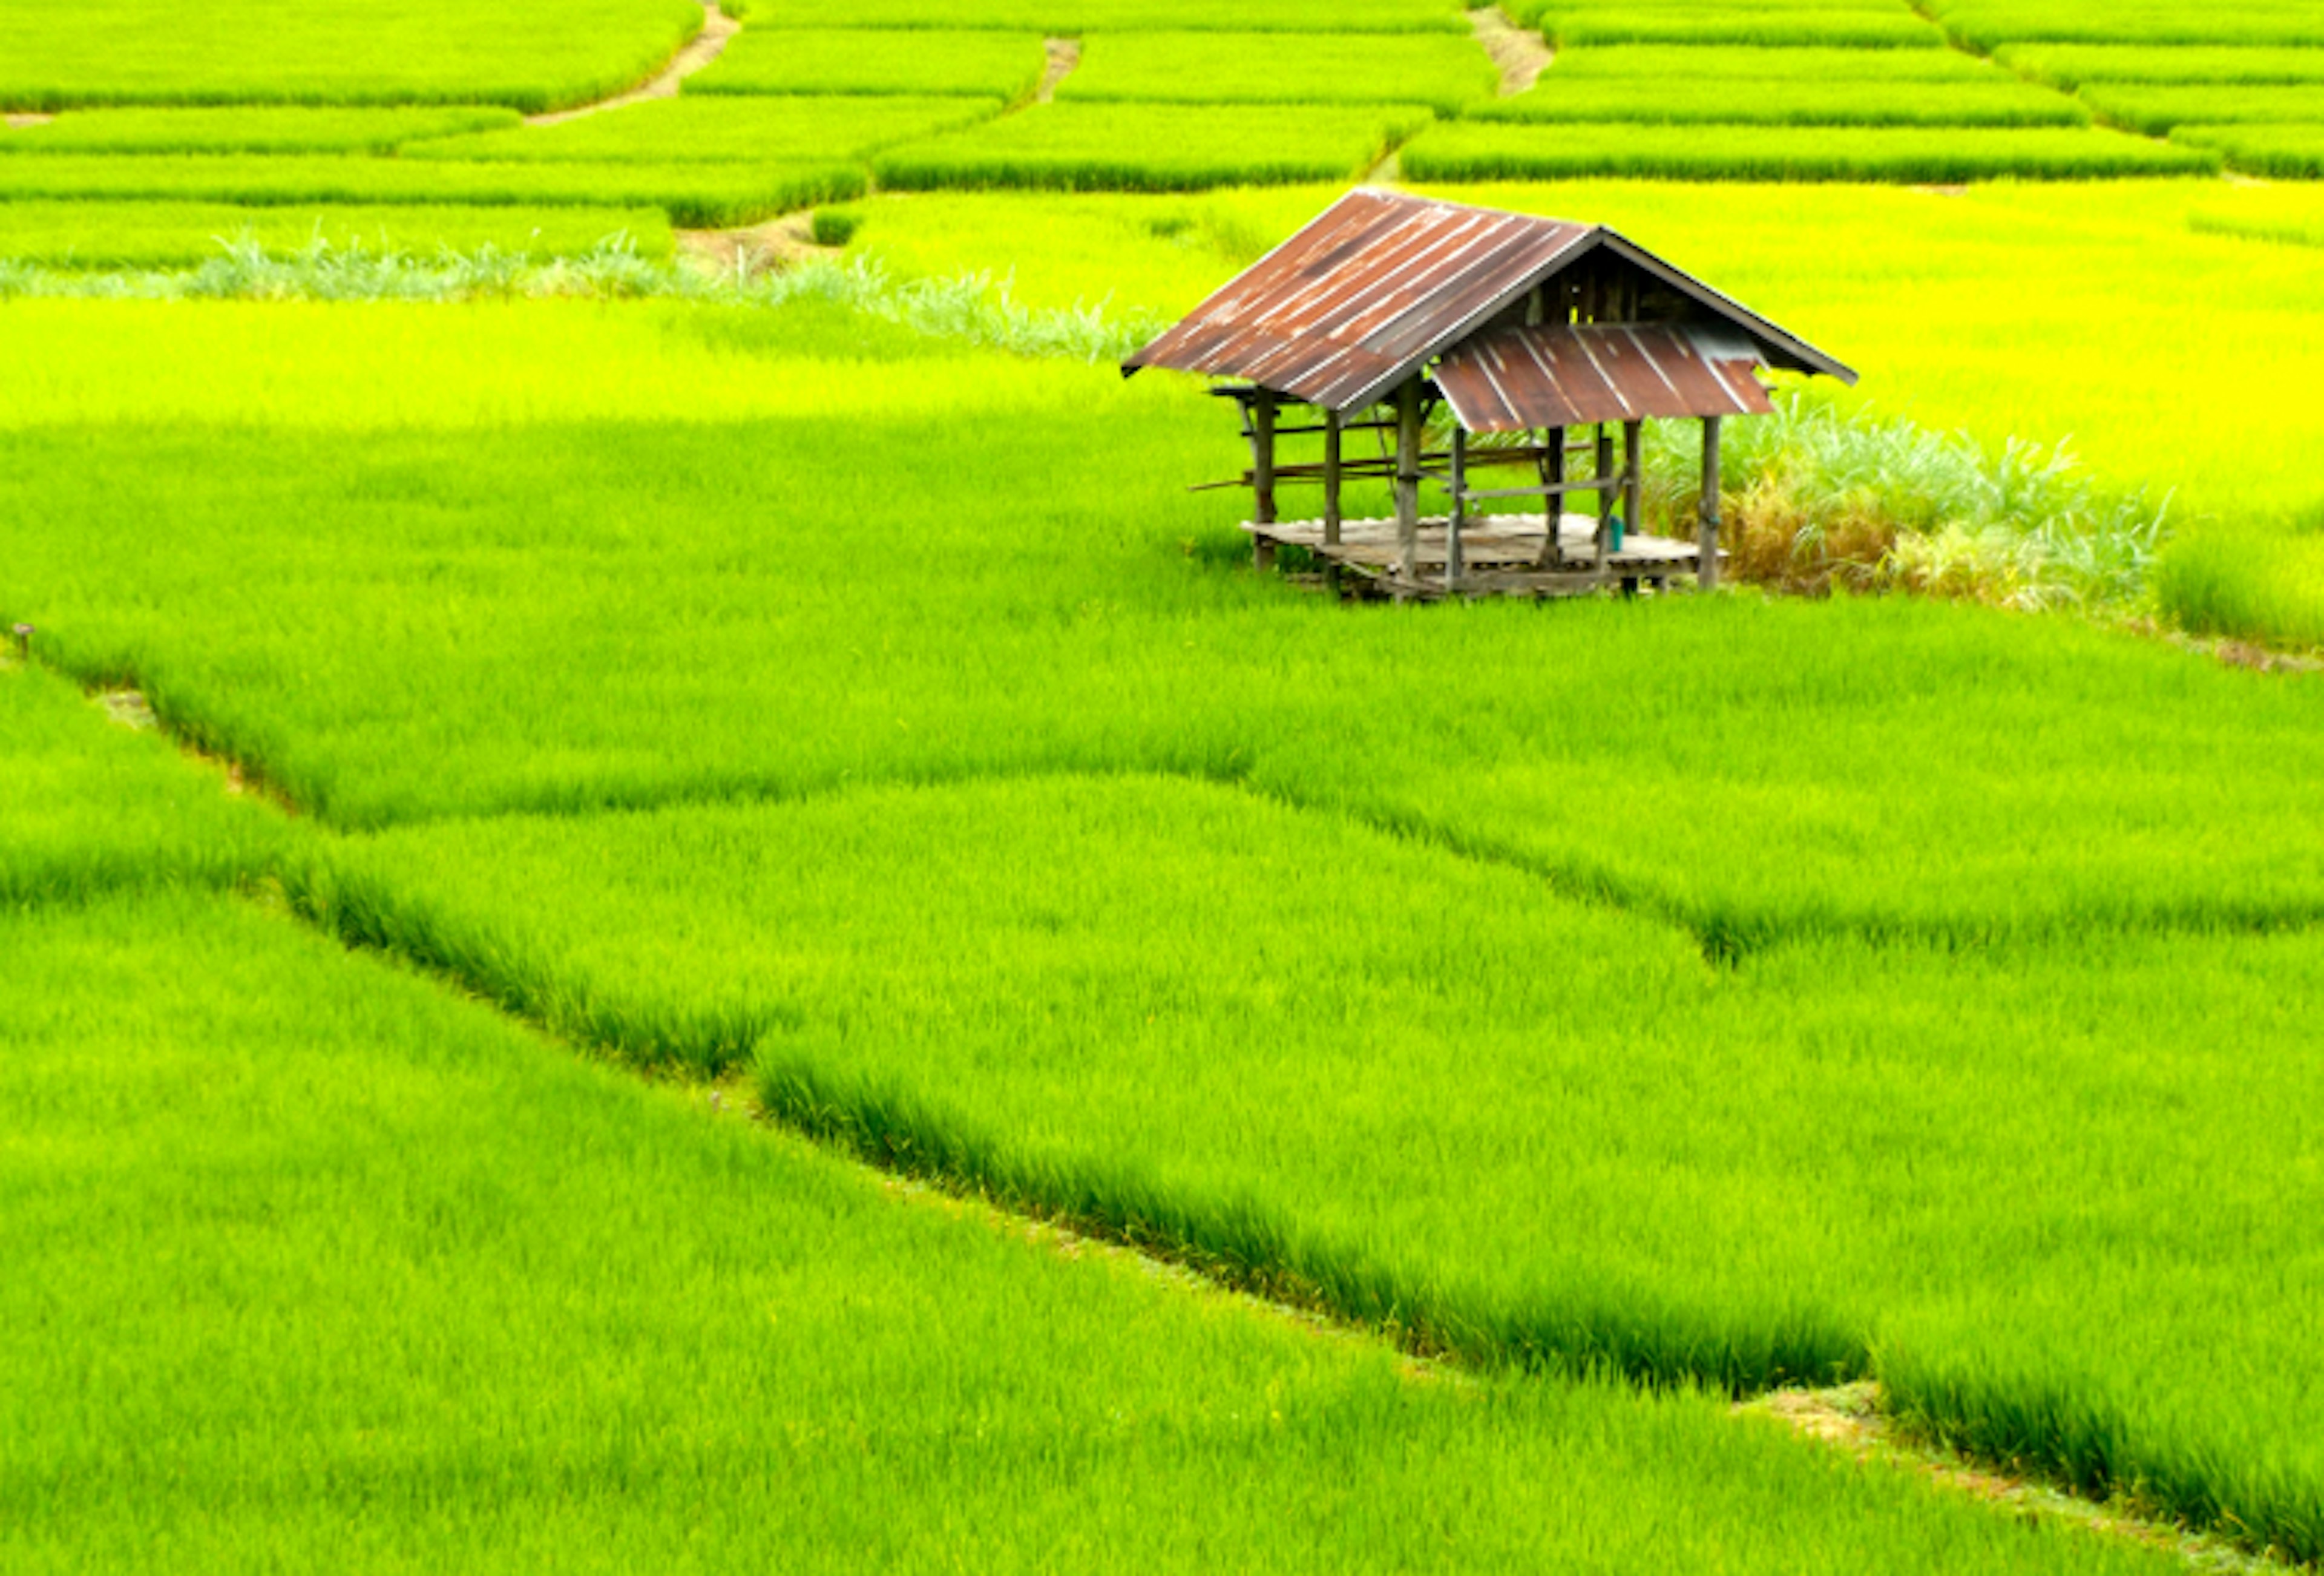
{"left": 1470, "top": 78, "right": 2090, "bottom": 128}
{"left": 2155, "top": 529, "right": 2324, "bottom": 650}
{"left": 0, "top": 105, "right": 522, "bottom": 154}
{"left": 2186, "top": 185, "right": 2324, "bottom": 250}
{"left": 0, "top": 660, "right": 286, "bottom": 907}
{"left": 873, "top": 102, "right": 1431, "bottom": 191}
{"left": 280, "top": 772, "right": 2324, "bottom": 1559}
{"left": 684, "top": 28, "right": 1048, "bottom": 99}
{"left": 404, "top": 93, "right": 1007, "bottom": 164}
{"left": 724, "top": 0, "right": 1469, "bottom": 32}
{"left": 1532, "top": 8, "right": 1948, "bottom": 49}
{"left": 1994, "top": 42, "right": 2324, "bottom": 87}
{"left": 0, "top": 200, "right": 674, "bottom": 269}
{"left": 1055, "top": 31, "right": 1498, "bottom": 116}
{"left": 0, "top": 153, "right": 867, "bottom": 228}
{"left": 0, "top": 889, "right": 2192, "bottom": 1576}
{"left": 1545, "top": 44, "right": 2004, "bottom": 80}
{"left": 2169, "top": 120, "right": 2324, "bottom": 178}
{"left": 1929, "top": 0, "right": 2324, "bottom": 48}
{"left": 1400, "top": 120, "right": 2216, "bottom": 181}
{"left": 0, "top": 0, "right": 706, "bottom": 113}
{"left": 2078, "top": 83, "right": 2324, "bottom": 135}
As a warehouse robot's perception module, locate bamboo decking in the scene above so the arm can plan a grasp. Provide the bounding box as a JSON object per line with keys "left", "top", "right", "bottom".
{"left": 1242, "top": 513, "right": 1719, "bottom": 599}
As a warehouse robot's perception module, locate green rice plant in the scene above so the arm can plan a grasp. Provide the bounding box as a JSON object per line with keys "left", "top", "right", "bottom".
{"left": 2155, "top": 528, "right": 2324, "bottom": 651}
{"left": 1400, "top": 120, "right": 2216, "bottom": 181}
{"left": 872, "top": 102, "right": 1431, "bottom": 191}
{"left": 684, "top": 28, "right": 1047, "bottom": 99}
{"left": 0, "top": 153, "right": 867, "bottom": 228}
{"left": 1930, "top": 0, "right": 2324, "bottom": 48}
{"left": 1546, "top": 44, "right": 2014, "bottom": 80}
{"left": 1471, "top": 78, "right": 2090, "bottom": 128}
{"left": 1535, "top": 8, "right": 1947, "bottom": 49}
{"left": 1995, "top": 42, "right": 2324, "bottom": 88}
{"left": 0, "top": 105, "right": 522, "bottom": 154}
{"left": 2187, "top": 186, "right": 2324, "bottom": 250}
{"left": 10, "top": 895, "right": 2187, "bottom": 1575}
{"left": 0, "top": 660, "right": 286, "bottom": 907}
{"left": 280, "top": 774, "right": 2324, "bottom": 1558}
{"left": 0, "top": 0, "right": 705, "bottom": 113}
{"left": 809, "top": 206, "right": 861, "bottom": 245}
{"left": 406, "top": 93, "right": 1006, "bottom": 163}
{"left": 1056, "top": 31, "right": 1498, "bottom": 116}
{"left": 727, "top": 0, "right": 1469, "bottom": 32}
{"left": 2170, "top": 121, "right": 2324, "bottom": 179}
{"left": 0, "top": 200, "right": 674, "bottom": 269}
{"left": 2078, "top": 84, "right": 2324, "bottom": 135}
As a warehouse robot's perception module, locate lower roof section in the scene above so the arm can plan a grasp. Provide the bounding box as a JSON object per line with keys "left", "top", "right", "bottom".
{"left": 1435, "top": 323, "right": 1774, "bottom": 434}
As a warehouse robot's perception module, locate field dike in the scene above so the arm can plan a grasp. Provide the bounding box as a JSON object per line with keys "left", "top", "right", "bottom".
{"left": 10, "top": 633, "right": 2322, "bottom": 1567}
{"left": 525, "top": 0, "right": 738, "bottom": 126}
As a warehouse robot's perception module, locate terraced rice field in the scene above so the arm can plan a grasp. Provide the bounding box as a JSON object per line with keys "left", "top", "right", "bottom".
{"left": 5, "top": 0, "right": 2324, "bottom": 1569}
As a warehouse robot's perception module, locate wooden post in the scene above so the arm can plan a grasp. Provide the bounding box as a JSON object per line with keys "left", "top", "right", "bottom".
{"left": 1250, "top": 389, "right": 1278, "bottom": 572}
{"left": 1699, "top": 415, "right": 1722, "bottom": 590}
{"left": 1446, "top": 424, "right": 1467, "bottom": 593}
{"left": 1621, "top": 418, "right": 1643, "bottom": 559}
{"left": 1322, "top": 407, "right": 1343, "bottom": 595}
{"left": 1540, "top": 424, "right": 1565, "bottom": 566}
{"left": 1593, "top": 423, "right": 1613, "bottom": 574}
{"left": 1394, "top": 380, "right": 1422, "bottom": 586}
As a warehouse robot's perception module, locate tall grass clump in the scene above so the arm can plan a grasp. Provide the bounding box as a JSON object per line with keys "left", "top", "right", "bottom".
{"left": 0, "top": 105, "right": 523, "bottom": 154}
{"left": 1650, "top": 390, "right": 2179, "bottom": 609}
{"left": 0, "top": 200, "right": 674, "bottom": 269}
{"left": 2154, "top": 526, "right": 2324, "bottom": 652}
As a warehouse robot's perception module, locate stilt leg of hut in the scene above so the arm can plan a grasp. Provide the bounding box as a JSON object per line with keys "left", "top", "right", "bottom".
{"left": 1250, "top": 389, "right": 1278, "bottom": 572}
{"left": 1699, "top": 415, "right": 1722, "bottom": 591}
{"left": 1394, "top": 381, "right": 1422, "bottom": 588}
{"left": 1538, "top": 425, "right": 1564, "bottom": 567}
{"left": 1622, "top": 418, "right": 1643, "bottom": 560}
{"left": 1593, "top": 423, "right": 1614, "bottom": 574}
{"left": 1446, "top": 425, "right": 1467, "bottom": 592}
{"left": 1322, "top": 408, "right": 1343, "bottom": 595}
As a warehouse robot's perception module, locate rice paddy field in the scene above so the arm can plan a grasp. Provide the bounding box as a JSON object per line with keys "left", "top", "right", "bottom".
{"left": 5, "top": 0, "right": 2324, "bottom": 1569}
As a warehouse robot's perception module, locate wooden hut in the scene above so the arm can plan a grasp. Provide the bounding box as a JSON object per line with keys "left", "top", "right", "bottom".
{"left": 1121, "top": 190, "right": 1856, "bottom": 598}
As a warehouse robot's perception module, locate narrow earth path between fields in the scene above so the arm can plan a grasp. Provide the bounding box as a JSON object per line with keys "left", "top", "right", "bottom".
{"left": 527, "top": 0, "right": 740, "bottom": 126}
{"left": 4, "top": 113, "right": 57, "bottom": 128}
{"left": 1036, "top": 38, "right": 1081, "bottom": 103}
{"left": 1471, "top": 6, "right": 1555, "bottom": 97}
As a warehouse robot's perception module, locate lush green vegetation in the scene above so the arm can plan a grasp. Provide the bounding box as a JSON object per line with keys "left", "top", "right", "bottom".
{"left": 0, "top": 657, "right": 283, "bottom": 905}
{"left": 406, "top": 94, "right": 1006, "bottom": 164}
{"left": 15, "top": 892, "right": 2197, "bottom": 1575}
{"left": 0, "top": 105, "right": 522, "bottom": 154}
{"left": 0, "top": 199, "right": 673, "bottom": 268}
{"left": 0, "top": 0, "right": 704, "bottom": 113}
{"left": 2187, "top": 185, "right": 2324, "bottom": 249}
{"left": 1995, "top": 41, "right": 2324, "bottom": 86}
{"left": 2170, "top": 121, "right": 2324, "bottom": 179}
{"left": 1931, "top": 0, "right": 2324, "bottom": 47}
{"left": 1472, "top": 79, "right": 2089, "bottom": 128}
{"left": 1531, "top": 7, "right": 1946, "bottom": 48}
{"left": 1057, "top": 32, "right": 1497, "bottom": 115}
{"left": 685, "top": 28, "right": 1047, "bottom": 99}
{"left": 722, "top": 0, "right": 1468, "bottom": 31}
{"left": 1402, "top": 122, "right": 2216, "bottom": 182}
{"left": 1548, "top": 44, "right": 2007, "bottom": 80}
{"left": 0, "top": 153, "right": 864, "bottom": 227}
{"left": 277, "top": 770, "right": 2324, "bottom": 1553}
{"left": 2079, "top": 83, "right": 2324, "bottom": 134}
{"left": 873, "top": 103, "right": 1430, "bottom": 191}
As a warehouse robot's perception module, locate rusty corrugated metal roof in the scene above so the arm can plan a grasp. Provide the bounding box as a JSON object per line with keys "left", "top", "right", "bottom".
{"left": 1123, "top": 189, "right": 1594, "bottom": 412}
{"left": 1122, "top": 189, "right": 1853, "bottom": 413}
{"left": 1436, "top": 323, "right": 1774, "bottom": 433}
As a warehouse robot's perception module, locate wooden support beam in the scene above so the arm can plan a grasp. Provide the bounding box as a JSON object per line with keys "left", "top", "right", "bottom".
{"left": 1622, "top": 418, "right": 1643, "bottom": 557}
{"left": 1394, "top": 380, "right": 1422, "bottom": 585}
{"left": 1593, "top": 424, "right": 1613, "bottom": 574}
{"left": 1699, "top": 415, "right": 1723, "bottom": 591}
{"left": 1446, "top": 426, "right": 1468, "bottom": 591}
{"left": 1250, "top": 389, "right": 1278, "bottom": 572}
{"left": 1322, "top": 407, "right": 1344, "bottom": 595}
{"left": 1540, "top": 424, "right": 1564, "bottom": 568}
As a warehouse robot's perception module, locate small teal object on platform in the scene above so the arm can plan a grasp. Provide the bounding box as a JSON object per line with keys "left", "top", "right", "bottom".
{"left": 1609, "top": 513, "right": 1626, "bottom": 551}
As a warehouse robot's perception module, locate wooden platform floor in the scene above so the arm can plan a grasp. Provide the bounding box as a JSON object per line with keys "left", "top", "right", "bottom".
{"left": 1244, "top": 513, "right": 1716, "bottom": 597}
